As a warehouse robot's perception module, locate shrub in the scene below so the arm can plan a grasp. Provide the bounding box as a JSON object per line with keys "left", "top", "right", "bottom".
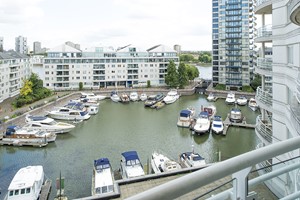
{"left": 214, "top": 84, "right": 226, "bottom": 90}
{"left": 241, "top": 85, "right": 254, "bottom": 93}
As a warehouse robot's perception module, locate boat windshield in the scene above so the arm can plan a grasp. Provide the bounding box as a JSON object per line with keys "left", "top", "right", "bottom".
{"left": 213, "top": 124, "right": 223, "bottom": 128}
{"left": 126, "top": 159, "right": 140, "bottom": 166}
{"left": 192, "top": 155, "right": 203, "bottom": 161}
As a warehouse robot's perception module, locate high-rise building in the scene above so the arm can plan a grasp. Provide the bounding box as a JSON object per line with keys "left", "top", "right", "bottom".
{"left": 33, "top": 41, "right": 42, "bottom": 54}
{"left": 0, "top": 36, "right": 3, "bottom": 52}
{"left": 173, "top": 44, "right": 181, "bottom": 54}
{"left": 212, "top": 0, "right": 254, "bottom": 90}
{"left": 15, "top": 36, "right": 28, "bottom": 54}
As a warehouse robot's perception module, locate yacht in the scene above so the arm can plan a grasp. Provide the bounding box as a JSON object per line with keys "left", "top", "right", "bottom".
{"left": 47, "top": 107, "right": 90, "bottom": 121}
{"left": 211, "top": 116, "right": 224, "bottom": 135}
{"left": 64, "top": 102, "right": 98, "bottom": 115}
{"left": 92, "top": 158, "right": 114, "bottom": 196}
{"left": 151, "top": 151, "right": 181, "bottom": 174}
{"left": 177, "top": 108, "right": 195, "bottom": 128}
{"left": 163, "top": 89, "right": 180, "bottom": 104}
{"left": 229, "top": 108, "right": 243, "bottom": 123}
{"left": 202, "top": 105, "right": 217, "bottom": 120}
{"left": 24, "top": 115, "right": 75, "bottom": 134}
{"left": 225, "top": 92, "right": 236, "bottom": 105}
{"left": 129, "top": 92, "right": 139, "bottom": 101}
{"left": 192, "top": 111, "right": 211, "bottom": 135}
{"left": 1, "top": 125, "right": 56, "bottom": 143}
{"left": 180, "top": 151, "right": 206, "bottom": 168}
{"left": 120, "top": 151, "right": 145, "bottom": 179}
{"left": 120, "top": 93, "right": 130, "bottom": 103}
{"left": 5, "top": 165, "right": 44, "bottom": 200}
{"left": 248, "top": 98, "right": 258, "bottom": 111}
{"left": 207, "top": 93, "right": 217, "bottom": 102}
{"left": 236, "top": 96, "right": 248, "bottom": 106}
{"left": 139, "top": 93, "right": 147, "bottom": 101}
{"left": 110, "top": 91, "right": 121, "bottom": 103}
{"left": 80, "top": 92, "right": 106, "bottom": 101}
{"left": 144, "top": 93, "right": 164, "bottom": 107}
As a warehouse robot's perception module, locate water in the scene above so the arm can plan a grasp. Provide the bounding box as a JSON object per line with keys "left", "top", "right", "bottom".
{"left": 196, "top": 65, "right": 212, "bottom": 80}
{"left": 0, "top": 94, "right": 260, "bottom": 199}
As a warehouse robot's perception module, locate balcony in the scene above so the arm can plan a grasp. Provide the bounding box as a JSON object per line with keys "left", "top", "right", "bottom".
{"left": 256, "top": 115, "right": 276, "bottom": 144}
{"left": 255, "top": 58, "right": 273, "bottom": 76}
{"left": 254, "top": 0, "right": 272, "bottom": 14}
{"left": 255, "top": 25, "right": 272, "bottom": 42}
{"left": 297, "top": 75, "right": 300, "bottom": 103}
{"left": 256, "top": 86, "right": 272, "bottom": 110}
{"left": 288, "top": 0, "right": 300, "bottom": 26}
{"left": 290, "top": 100, "right": 300, "bottom": 136}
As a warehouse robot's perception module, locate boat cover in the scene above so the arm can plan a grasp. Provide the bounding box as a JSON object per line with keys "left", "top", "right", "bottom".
{"left": 231, "top": 108, "right": 241, "bottom": 112}
{"left": 180, "top": 110, "right": 191, "bottom": 117}
{"left": 122, "top": 151, "right": 139, "bottom": 161}
{"left": 199, "top": 111, "right": 209, "bottom": 117}
{"left": 94, "top": 158, "right": 110, "bottom": 169}
{"left": 213, "top": 116, "right": 222, "bottom": 121}
{"left": 5, "top": 125, "right": 19, "bottom": 135}
{"left": 28, "top": 115, "right": 47, "bottom": 121}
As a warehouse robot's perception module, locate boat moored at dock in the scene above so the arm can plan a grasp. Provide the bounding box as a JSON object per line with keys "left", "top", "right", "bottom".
{"left": 80, "top": 92, "right": 106, "bottom": 101}
{"left": 177, "top": 108, "right": 195, "bottom": 128}
{"left": 248, "top": 98, "right": 258, "bottom": 111}
{"left": 120, "top": 151, "right": 145, "bottom": 179}
{"left": 211, "top": 116, "right": 224, "bottom": 135}
{"left": 47, "top": 106, "right": 91, "bottom": 121}
{"left": 192, "top": 111, "right": 211, "bottom": 135}
{"left": 151, "top": 151, "right": 181, "bottom": 174}
{"left": 179, "top": 151, "right": 206, "bottom": 168}
{"left": 202, "top": 105, "right": 217, "bottom": 120}
{"left": 163, "top": 89, "right": 180, "bottom": 104}
{"left": 225, "top": 92, "right": 236, "bottom": 105}
{"left": 236, "top": 96, "right": 247, "bottom": 106}
{"left": 144, "top": 93, "right": 164, "bottom": 107}
{"left": 229, "top": 108, "right": 243, "bottom": 123}
{"left": 129, "top": 92, "right": 139, "bottom": 101}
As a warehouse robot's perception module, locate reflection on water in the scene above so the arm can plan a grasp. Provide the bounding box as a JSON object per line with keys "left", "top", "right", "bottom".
{"left": 0, "top": 94, "right": 260, "bottom": 199}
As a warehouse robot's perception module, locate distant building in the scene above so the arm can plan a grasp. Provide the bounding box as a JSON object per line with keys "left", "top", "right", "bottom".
{"left": 173, "top": 44, "right": 181, "bottom": 54}
{"left": 15, "top": 36, "right": 28, "bottom": 54}
{"left": 33, "top": 41, "right": 42, "bottom": 54}
{"left": 65, "top": 41, "right": 80, "bottom": 50}
{"left": 0, "top": 37, "right": 3, "bottom": 52}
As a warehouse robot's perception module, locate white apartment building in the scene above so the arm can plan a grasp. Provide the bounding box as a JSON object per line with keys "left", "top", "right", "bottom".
{"left": 33, "top": 41, "right": 42, "bottom": 54}
{"left": 255, "top": 0, "right": 300, "bottom": 197}
{"left": 0, "top": 51, "right": 31, "bottom": 103}
{"left": 0, "top": 36, "right": 3, "bottom": 52}
{"left": 42, "top": 44, "right": 179, "bottom": 90}
{"left": 15, "top": 36, "right": 28, "bottom": 54}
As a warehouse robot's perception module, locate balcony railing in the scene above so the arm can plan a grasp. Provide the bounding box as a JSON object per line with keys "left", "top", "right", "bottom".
{"left": 256, "top": 86, "right": 272, "bottom": 108}
{"left": 255, "top": 0, "right": 271, "bottom": 7}
{"left": 297, "top": 75, "right": 300, "bottom": 103}
{"left": 257, "top": 25, "right": 272, "bottom": 38}
{"left": 256, "top": 115, "right": 279, "bottom": 144}
{"left": 256, "top": 58, "right": 273, "bottom": 74}
{"left": 290, "top": 101, "right": 300, "bottom": 136}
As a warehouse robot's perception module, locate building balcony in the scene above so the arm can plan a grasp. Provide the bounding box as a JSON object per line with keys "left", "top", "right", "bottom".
{"left": 256, "top": 86, "right": 272, "bottom": 110}
{"left": 255, "top": 58, "right": 273, "bottom": 76}
{"left": 255, "top": 25, "right": 272, "bottom": 43}
{"left": 254, "top": 0, "right": 272, "bottom": 14}
{"left": 288, "top": 0, "right": 300, "bottom": 26}
{"left": 290, "top": 100, "right": 300, "bottom": 136}
{"left": 297, "top": 76, "right": 300, "bottom": 103}
{"left": 255, "top": 115, "right": 275, "bottom": 145}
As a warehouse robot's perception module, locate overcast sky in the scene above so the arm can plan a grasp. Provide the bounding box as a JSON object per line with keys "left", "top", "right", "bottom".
{"left": 0, "top": 0, "right": 212, "bottom": 51}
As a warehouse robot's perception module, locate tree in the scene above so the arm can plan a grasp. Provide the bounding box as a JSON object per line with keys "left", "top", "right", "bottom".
{"left": 186, "top": 65, "right": 200, "bottom": 81}
{"left": 250, "top": 74, "right": 262, "bottom": 91}
{"left": 177, "top": 62, "right": 189, "bottom": 89}
{"left": 20, "top": 79, "right": 33, "bottom": 97}
{"left": 198, "top": 51, "right": 212, "bottom": 63}
{"left": 165, "top": 61, "right": 179, "bottom": 88}
{"left": 79, "top": 82, "right": 83, "bottom": 91}
{"left": 180, "top": 54, "right": 195, "bottom": 62}
{"left": 147, "top": 80, "right": 151, "bottom": 88}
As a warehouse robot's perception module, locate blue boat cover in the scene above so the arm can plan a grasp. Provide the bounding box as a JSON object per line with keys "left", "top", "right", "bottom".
{"left": 180, "top": 110, "right": 191, "bottom": 117}
{"left": 231, "top": 108, "right": 241, "bottom": 112}
{"left": 122, "top": 151, "right": 139, "bottom": 161}
{"left": 29, "top": 116, "right": 47, "bottom": 121}
{"left": 213, "top": 116, "right": 222, "bottom": 121}
{"left": 5, "top": 125, "right": 19, "bottom": 135}
{"left": 94, "top": 158, "right": 110, "bottom": 168}
{"left": 199, "top": 111, "right": 209, "bottom": 117}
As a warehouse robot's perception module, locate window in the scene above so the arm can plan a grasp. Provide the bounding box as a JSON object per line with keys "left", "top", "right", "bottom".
{"left": 14, "top": 190, "right": 19, "bottom": 195}
{"left": 288, "top": 45, "right": 293, "bottom": 64}
{"left": 26, "top": 188, "right": 31, "bottom": 193}
{"left": 21, "top": 189, "right": 25, "bottom": 194}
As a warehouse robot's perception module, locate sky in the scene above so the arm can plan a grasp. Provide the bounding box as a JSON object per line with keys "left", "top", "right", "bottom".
{"left": 0, "top": 0, "right": 212, "bottom": 51}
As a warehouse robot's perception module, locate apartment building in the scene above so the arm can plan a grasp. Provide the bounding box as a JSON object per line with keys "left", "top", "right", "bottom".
{"left": 41, "top": 44, "right": 179, "bottom": 90}
{"left": 15, "top": 36, "right": 28, "bottom": 55}
{"left": 33, "top": 41, "right": 42, "bottom": 54}
{"left": 255, "top": 0, "right": 300, "bottom": 197}
{"left": 212, "top": 0, "right": 255, "bottom": 90}
{"left": 0, "top": 37, "right": 3, "bottom": 52}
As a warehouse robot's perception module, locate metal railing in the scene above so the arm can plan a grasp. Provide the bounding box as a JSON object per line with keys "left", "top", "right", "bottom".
{"left": 257, "top": 25, "right": 272, "bottom": 38}
{"left": 256, "top": 58, "right": 273, "bottom": 72}
{"left": 256, "top": 86, "right": 272, "bottom": 108}
{"left": 256, "top": 115, "right": 278, "bottom": 144}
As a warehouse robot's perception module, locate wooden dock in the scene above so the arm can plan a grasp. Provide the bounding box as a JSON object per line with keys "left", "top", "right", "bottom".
{"left": 222, "top": 116, "right": 256, "bottom": 136}
{"left": 0, "top": 139, "right": 48, "bottom": 147}
{"left": 40, "top": 179, "right": 52, "bottom": 200}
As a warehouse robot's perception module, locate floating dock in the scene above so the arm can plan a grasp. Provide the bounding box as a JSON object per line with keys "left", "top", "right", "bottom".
{"left": 0, "top": 135, "right": 48, "bottom": 147}
{"left": 222, "top": 116, "right": 256, "bottom": 136}
{"left": 40, "top": 179, "right": 52, "bottom": 200}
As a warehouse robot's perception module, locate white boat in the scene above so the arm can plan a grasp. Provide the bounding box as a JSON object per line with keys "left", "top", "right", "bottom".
{"left": 120, "top": 151, "right": 145, "bottom": 179}
{"left": 64, "top": 102, "right": 98, "bottom": 115}
{"left": 229, "top": 108, "right": 243, "bottom": 123}
{"left": 80, "top": 92, "right": 106, "bottom": 101}
{"left": 110, "top": 91, "right": 121, "bottom": 103}
{"left": 225, "top": 92, "right": 236, "bottom": 105}
{"left": 236, "top": 96, "right": 248, "bottom": 106}
{"left": 139, "top": 93, "right": 147, "bottom": 101}
{"left": 151, "top": 151, "right": 181, "bottom": 174}
{"left": 129, "top": 92, "right": 139, "bottom": 101}
{"left": 248, "top": 98, "right": 258, "bottom": 111}
{"left": 24, "top": 115, "right": 75, "bottom": 134}
{"left": 120, "top": 93, "right": 130, "bottom": 103}
{"left": 71, "top": 98, "right": 100, "bottom": 107}
{"left": 47, "top": 107, "right": 91, "bottom": 121}
{"left": 177, "top": 108, "right": 195, "bottom": 128}
{"left": 211, "top": 116, "right": 224, "bottom": 135}
{"left": 202, "top": 105, "right": 217, "bottom": 120}
{"left": 5, "top": 165, "right": 44, "bottom": 200}
{"left": 193, "top": 111, "right": 211, "bottom": 135}
{"left": 207, "top": 93, "right": 217, "bottom": 101}
{"left": 144, "top": 93, "right": 164, "bottom": 107}
{"left": 92, "top": 158, "right": 114, "bottom": 196}
{"left": 180, "top": 151, "right": 206, "bottom": 168}
{"left": 163, "top": 89, "right": 180, "bottom": 104}
{"left": 2, "top": 125, "right": 56, "bottom": 143}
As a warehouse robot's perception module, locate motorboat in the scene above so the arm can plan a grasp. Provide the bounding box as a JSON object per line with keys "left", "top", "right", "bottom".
{"left": 248, "top": 98, "right": 259, "bottom": 111}
{"left": 47, "top": 107, "right": 91, "bottom": 121}
{"left": 225, "top": 92, "right": 236, "bottom": 105}
{"left": 151, "top": 151, "right": 181, "bottom": 174}
{"left": 211, "top": 116, "right": 224, "bottom": 135}
{"left": 229, "top": 108, "right": 243, "bottom": 123}
{"left": 202, "top": 105, "right": 217, "bottom": 120}
{"left": 129, "top": 92, "right": 139, "bottom": 101}
{"left": 92, "top": 158, "right": 114, "bottom": 196}
{"left": 207, "top": 93, "right": 217, "bottom": 102}
{"left": 80, "top": 92, "right": 106, "bottom": 101}
{"left": 1, "top": 125, "right": 56, "bottom": 143}
{"left": 192, "top": 111, "right": 211, "bottom": 135}
{"left": 180, "top": 151, "right": 206, "bottom": 168}
{"left": 177, "top": 108, "right": 196, "bottom": 128}
{"left": 120, "top": 93, "right": 130, "bottom": 103}
{"left": 236, "top": 96, "right": 248, "bottom": 106}
{"left": 144, "top": 93, "right": 164, "bottom": 107}
{"left": 120, "top": 151, "right": 145, "bottom": 179}
{"left": 5, "top": 165, "right": 44, "bottom": 200}
{"left": 139, "top": 93, "right": 147, "bottom": 101}
{"left": 64, "top": 101, "right": 98, "bottom": 115}
{"left": 110, "top": 91, "right": 121, "bottom": 103}
{"left": 151, "top": 101, "right": 165, "bottom": 110}
{"left": 163, "top": 89, "right": 180, "bottom": 104}
{"left": 24, "top": 115, "right": 75, "bottom": 134}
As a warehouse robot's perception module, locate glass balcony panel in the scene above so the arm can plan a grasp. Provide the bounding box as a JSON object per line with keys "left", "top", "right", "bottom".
{"left": 256, "top": 86, "right": 272, "bottom": 107}
{"left": 256, "top": 58, "right": 273, "bottom": 71}
{"left": 256, "top": 25, "right": 272, "bottom": 38}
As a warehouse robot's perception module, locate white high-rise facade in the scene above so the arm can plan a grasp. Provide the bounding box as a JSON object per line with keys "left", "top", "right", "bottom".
{"left": 0, "top": 37, "right": 3, "bottom": 52}
{"left": 15, "top": 36, "right": 28, "bottom": 54}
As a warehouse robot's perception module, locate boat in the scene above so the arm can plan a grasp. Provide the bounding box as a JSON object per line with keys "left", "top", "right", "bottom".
{"left": 229, "top": 108, "right": 243, "bottom": 123}
{"left": 68, "top": 99, "right": 99, "bottom": 115}
{"left": 202, "top": 105, "right": 217, "bottom": 120}
{"left": 120, "top": 151, "right": 145, "bottom": 179}
{"left": 192, "top": 111, "right": 211, "bottom": 135}
{"left": 47, "top": 107, "right": 91, "bottom": 121}
{"left": 24, "top": 115, "right": 75, "bottom": 134}
{"left": 207, "top": 93, "right": 217, "bottom": 102}
{"left": 139, "top": 93, "right": 147, "bottom": 101}
{"left": 120, "top": 93, "right": 130, "bottom": 103}
{"left": 144, "top": 93, "right": 164, "bottom": 107}
{"left": 211, "top": 116, "right": 224, "bottom": 135}
{"left": 80, "top": 92, "right": 106, "bottom": 101}
{"left": 180, "top": 151, "right": 206, "bottom": 168}
{"left": 236, "top": 96, "right": 248, "bottom": 106}
{"left": 129, "top": 92, "right": 139, "bottom": 101}
{"left": 151, "top": 101, "right": 165, "bottom": 110}
{"left": 5, "top": 165, "right": 44, "bottom": 200}
{"left": 64, "top": 101, "right": 98, "bottom": 115}
{"left": 225, "top": 92, "right": 236, "bottom": 105}
{"left": 151, "top": 151, "right": 181, "bottom": 174}
{"left": 163, "top": 89, "right": 180, "bottom": 104}
{"left": 92, "top": 158, "right": 114, "bottom": 196}
{"left": 110, "top": 91, "right": 121, "bottom": 103}
{"left": 177, "top": 108, "right": 196, "bottom": 128}
{"left": 1, "top": 125, "right": 56, "bottom": 143}
{"left": 248, "top": 98, "right": 258, "bottom": 111}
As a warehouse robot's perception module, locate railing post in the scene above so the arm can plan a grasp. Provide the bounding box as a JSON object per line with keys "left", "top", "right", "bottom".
{"left": 232, "top": 167, "right": 252, "bottom": 200}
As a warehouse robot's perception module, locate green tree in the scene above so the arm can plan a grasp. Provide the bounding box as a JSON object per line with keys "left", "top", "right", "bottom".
{"left": 165, "top": 61, "right": 179, "bottom": 88}
{"left": 198, "top": 51, "right": 212, "bottom": 63}
{"left": 250, "top": 74, "right": 262, "bottom": 91}
{"left": 20, "top": 79, "right": 33, "bottom": 97}
{"left": 147, "top": 80, "right": 151, "bottom": 88}
{"left": 177, "top": 62, "right": 189, "bottom": 89}
{"left": 179, "top": 54, "right": 196, "bottom": 62}
{"left": 29, "top": 73, "right": 43, "bottom": 92}
{"left": 79, "top": 82, "right": 83, "bottom": 90}
{"left": 186, "top": 65, "right": 200, "bottom": 81}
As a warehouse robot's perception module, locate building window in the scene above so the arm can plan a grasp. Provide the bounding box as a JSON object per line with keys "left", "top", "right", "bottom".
{"left": 287, "top": 45, "right": 293, "bottom": 64}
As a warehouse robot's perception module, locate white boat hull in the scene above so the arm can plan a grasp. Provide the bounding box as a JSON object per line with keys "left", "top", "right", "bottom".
{"left": 47, "top": 112, "right": 90, "bottom": 121}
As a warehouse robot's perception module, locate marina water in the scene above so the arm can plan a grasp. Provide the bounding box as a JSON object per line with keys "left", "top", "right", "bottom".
{"left": 0, "top": 94, "right": 260, "bottom": 199}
